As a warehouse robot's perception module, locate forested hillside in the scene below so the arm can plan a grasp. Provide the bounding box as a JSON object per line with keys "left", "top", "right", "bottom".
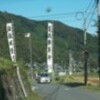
{"left": 0, "top": 11, "right": 98, "bottom": 69}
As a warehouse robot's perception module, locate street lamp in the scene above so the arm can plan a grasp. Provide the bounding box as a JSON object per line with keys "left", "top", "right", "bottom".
{"left": 25, "top": 33, "right": 34, "bottom": 90}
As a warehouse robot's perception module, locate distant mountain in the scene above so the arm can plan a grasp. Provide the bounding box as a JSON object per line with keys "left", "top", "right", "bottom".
{"left": 0, "top": 11, "right": 98, "bottom": 69}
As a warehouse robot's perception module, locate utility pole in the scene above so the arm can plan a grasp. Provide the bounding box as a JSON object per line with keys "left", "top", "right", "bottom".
{"left": 97, "top": 0, "right": 100, "bottom": 86}
{"left": 25, "top": 33, "right": 33, "bottom": 72}
{"left": 83, "top": 17, "right": 89, "bottom": 85}
{"left": 29, "top": 33, "right": 33, "bottom": 83}
{"left": 68, "top": 50, "right": 73, "bottom": 75}
{"left": 83, "top": 49, "right": 89, "bottom": 85}
{"left": 29, "top": 33, "right": 33, "bottom": 72}
{"left": 84, "top": 17, "right": 87, "bottom": 46}
{"left": 25, "top": 33, "right": 34, "bottom": 90}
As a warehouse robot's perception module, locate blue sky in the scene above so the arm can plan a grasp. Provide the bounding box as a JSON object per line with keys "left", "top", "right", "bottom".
{"left": 0, "top": 0, "right": 97, "bottom": 34}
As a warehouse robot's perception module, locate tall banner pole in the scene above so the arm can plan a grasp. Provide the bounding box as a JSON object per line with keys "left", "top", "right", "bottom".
{"left": 6, "top": 22, "right": 27, "bottom": 97}
{"left": 47, "top": 22, "right": 54, "bottom": 74}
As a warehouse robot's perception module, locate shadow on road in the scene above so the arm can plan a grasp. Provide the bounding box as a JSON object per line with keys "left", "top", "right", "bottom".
{"left": 63, "top": 82, "right": 85, "bottom": 88}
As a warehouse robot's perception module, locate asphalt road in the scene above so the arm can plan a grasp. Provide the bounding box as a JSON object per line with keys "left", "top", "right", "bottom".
{"left": 34, "top": 83, "right": 100, "bottom": 100}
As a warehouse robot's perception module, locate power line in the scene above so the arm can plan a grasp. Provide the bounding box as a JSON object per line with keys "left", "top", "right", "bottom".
{"left": 30, "top": 12, "right": 96, "bottom": 23}
{"left": 85, "top": 0, "right": 96, "bottom": 18}
{"left": 28, "top": 1, "right": 96, "bottom": 22}
{"left": 30, "top": 11, "right": 85, "bottom": 19}
{"left": 85, "top": 0, "right": 94, "bottom": 13}
{"left": 86, "top": 2, "right": 96, "bottom": 30}
{"left": 81, "top": 0, "right": 96, "bottom": 30}
{"left": 28, "top": 1, "right": 97, "bottom": 32}
{"left": 29, "top": 1, "right": 95, "bottom": 20}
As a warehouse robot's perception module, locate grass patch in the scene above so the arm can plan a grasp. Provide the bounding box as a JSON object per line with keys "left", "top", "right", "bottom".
{"left": 88, "top": 85, "right": 100, "bottom": 90}
{"left": 53, "top": 76, "right": 67, "bottom": 83}
{"left": 24, "top": 92, "right": 41, "bottom": 100}
{"left": 60, "top": 74, "right": 100, "bottom": 91}
{"left": 52, "top": 73, "right": 100, "bottom": 91}
{"left": 0, "top": 57, "right": 13, "bottom": 69}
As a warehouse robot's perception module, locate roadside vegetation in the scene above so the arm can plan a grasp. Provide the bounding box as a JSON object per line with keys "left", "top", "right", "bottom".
{"left": 53, "top": 72, "right": 100, "bottom": 91}
{"left": 24, "top": 92, "right": 41, "bottom": 100}
{"left": 0, "top": 57, "right": 40, "bottom": 100}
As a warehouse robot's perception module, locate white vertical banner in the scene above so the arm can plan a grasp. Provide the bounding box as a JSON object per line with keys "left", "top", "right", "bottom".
{"left": 6, "top": 22, "right": 16, "bottom": 62}
{"left": 47, "top": 22, "right": 53, "bottom": 73}
{"left": 6, "top": 23, "right": 28, "bottom": 97}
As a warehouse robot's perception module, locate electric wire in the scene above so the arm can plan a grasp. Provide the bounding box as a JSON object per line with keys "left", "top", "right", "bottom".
{"left": 29, "top": 0, "right": 95, "bottom": 20}
{"left": 85, "top": 0, "right": 94, "bottom": 13}
{"left": 86, "top": 1, "right": 97, "bottom": 30}
{"left": 28, "top": 0, "right": 96, "bottom": 26}
{"left": 30, "top": 11, "right": 85, "bottom": 19}
{"left": 85, "top": 0, "right": 96, "bottom": 19}
{"left": 23, "top": 0, "right": 96, "bottom": 30}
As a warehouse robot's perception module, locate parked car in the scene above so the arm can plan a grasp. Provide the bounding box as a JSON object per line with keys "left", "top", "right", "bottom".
{"left": 37, "top": 73, "right": 51, "bottom": 83}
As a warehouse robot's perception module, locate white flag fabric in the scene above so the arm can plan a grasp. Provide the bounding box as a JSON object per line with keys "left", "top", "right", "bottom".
{"left": 47, "top": 22, "right": 53, "bottom": 73}
{"left": 25, "top": 33, "right": 30, "bottom": 38}
{"left": 6, "top": 22, "right": 16, "bottom": 62}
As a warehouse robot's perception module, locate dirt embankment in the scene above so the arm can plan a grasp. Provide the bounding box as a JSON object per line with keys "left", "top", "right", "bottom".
{"left": 0, "top": 68, "right": 30, "bottom": 100}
